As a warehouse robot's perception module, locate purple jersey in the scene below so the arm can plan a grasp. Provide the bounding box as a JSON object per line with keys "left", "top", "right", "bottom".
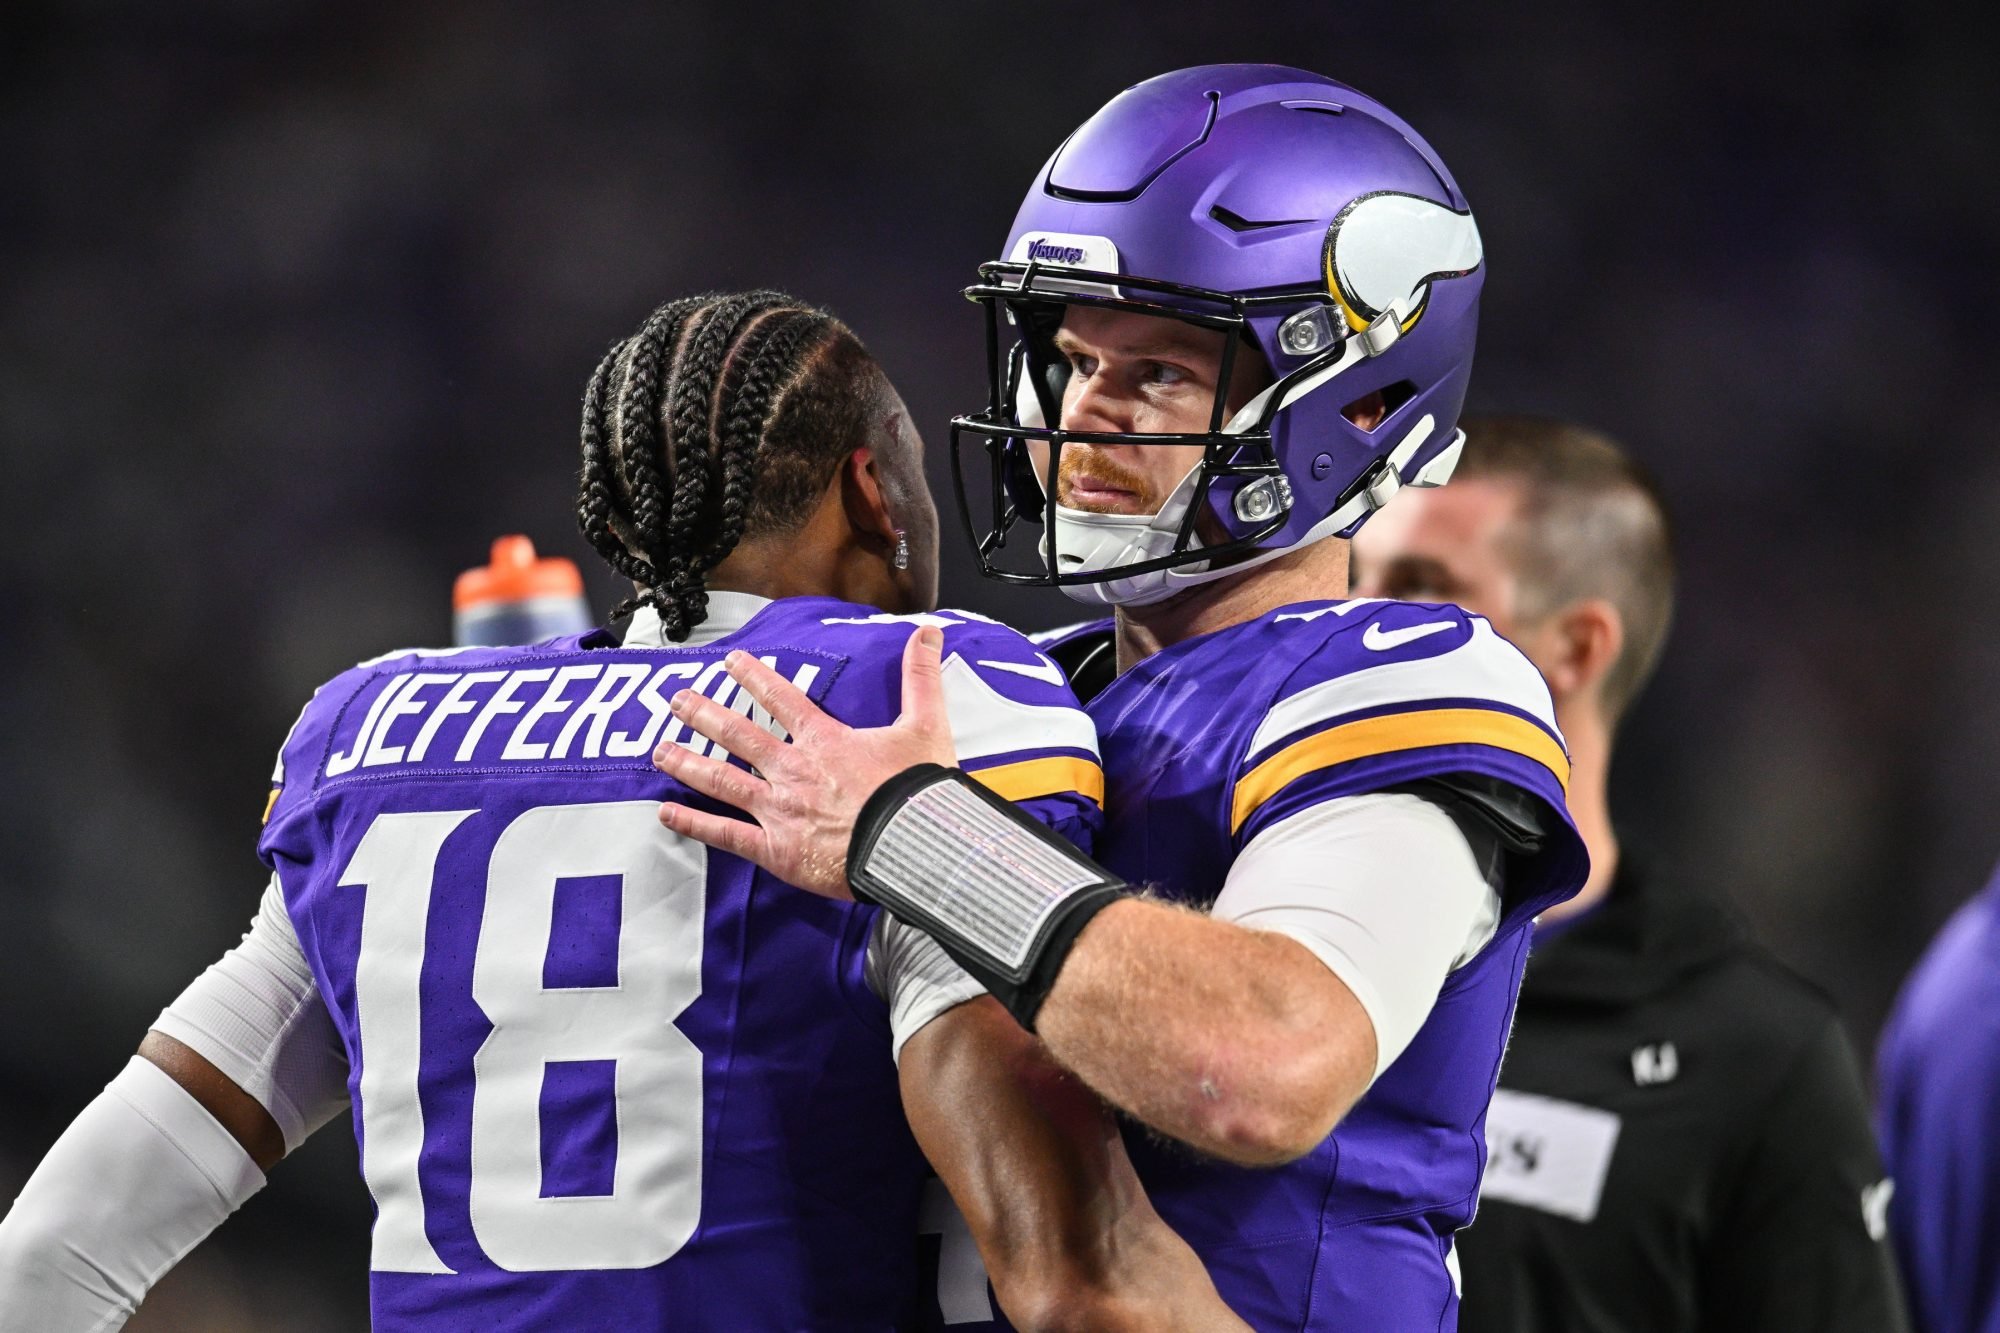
{"left": 258, "top": 596, "right": 1101, "bottom": 1331}
{"left": 1876, "top": 862, "right": 2000, "bottom": 1333}
{"left": 1046, "top": 598, "right": 1585, "bottom": 1330}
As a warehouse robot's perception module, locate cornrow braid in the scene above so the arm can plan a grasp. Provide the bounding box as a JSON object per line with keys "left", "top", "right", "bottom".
{"left": 617, "top": 299, "right": 712, "bottom": 635}
{"left": 706, "top": 308, "right": 836, "bottom": 570}
{"left": 577, "top": 336, "right": 653, "bottom": 599}
{"left": 657, "top": 293, "right": 781, "bottom": 635}
{"left": 576, "top": 296, "right": 705, "bottom": 626}
{"left": 574, "top": 290, "right": 884, "bottom": 642}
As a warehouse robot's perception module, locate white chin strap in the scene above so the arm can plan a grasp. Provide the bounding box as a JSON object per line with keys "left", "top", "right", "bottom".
{"left": 1046, "top": 465, "right": 1208, "bottom": 608}
{"left": 1017, "top": 373, "right": 1209, "bottom": 608}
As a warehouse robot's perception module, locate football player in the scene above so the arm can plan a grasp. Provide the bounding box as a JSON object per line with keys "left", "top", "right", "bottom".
{"left": 0, "top": 292, "right": 1243, "bottom": 1330}
{"left": 650, "top": 69, "right": 1590, "bottom": 1328}
{"left": 1877, "top": 864, "right": 2000, "bottom": 1333}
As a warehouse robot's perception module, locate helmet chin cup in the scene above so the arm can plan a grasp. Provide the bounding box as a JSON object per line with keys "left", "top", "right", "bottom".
{"left": 1043, "top": 465, "right": 1209, "bottom": 608}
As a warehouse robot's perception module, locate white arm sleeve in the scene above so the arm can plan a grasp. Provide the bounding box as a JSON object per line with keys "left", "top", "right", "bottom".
{"left": 863, "top": 913, "right": 987, "bottom": 1065}
{"left": 1213, "top": 791, "right": 1502, "bottom": 1082}
{"left": 149, "top": 877, "right": 349, "bottom": 1152}
{"left": 0, "top": 1057, "right": 266, "bottom": 1331}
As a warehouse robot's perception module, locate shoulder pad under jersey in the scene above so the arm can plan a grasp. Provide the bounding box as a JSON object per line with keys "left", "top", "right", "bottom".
{"left": 1229, "top": 598, "right": 1571, "bottom": 846}
{"left": 802, "top": 603, "right": 1103, "bottom": 811}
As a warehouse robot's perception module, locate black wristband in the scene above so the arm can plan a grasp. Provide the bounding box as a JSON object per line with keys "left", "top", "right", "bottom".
{"left": 847, "top": 763, "right": 1126, "bottom": 1031}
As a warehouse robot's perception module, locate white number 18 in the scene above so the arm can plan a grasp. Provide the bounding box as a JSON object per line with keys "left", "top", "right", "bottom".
{"left": 336, "top": 801, "right": 706, "bottom": 1273}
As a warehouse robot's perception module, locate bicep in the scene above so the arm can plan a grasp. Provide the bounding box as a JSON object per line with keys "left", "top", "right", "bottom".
{"left": 0, "top": 1057, "right": 268, "bottom": 1326}
{"left": 1211, "top": 791, "right": 1500, "bottom": 1080}
{"left": 147, "top": 876, "right": 350, "bottom": 1164}
{"left": 866, "top": 912, "right": 988, "bottom": 1064}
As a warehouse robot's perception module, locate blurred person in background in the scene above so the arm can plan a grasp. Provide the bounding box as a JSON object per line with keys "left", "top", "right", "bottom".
{"left": 1351, "top": 414, "right": 1909, "bottom": 1332}
{"left": 1877, "top": 864, "right": 2000, "bottom": 1333}
{"left": 0, "top": 290, "right": 1243, "bottom": 1331}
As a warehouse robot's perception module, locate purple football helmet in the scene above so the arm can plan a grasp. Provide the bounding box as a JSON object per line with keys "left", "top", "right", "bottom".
{"left": 949, "top": 64, "right": 1484, "bottom": 606}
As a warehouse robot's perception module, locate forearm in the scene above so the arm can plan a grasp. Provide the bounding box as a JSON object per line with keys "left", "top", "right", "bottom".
{"left": 1034, "top": 900, "right": 1375, "bottom": 1166}
{"left": 0, "top": 1058, "right": 266, "bottom": 1330}
{"left": 903, "top": 999, "right": 1248, "bottom": 1331}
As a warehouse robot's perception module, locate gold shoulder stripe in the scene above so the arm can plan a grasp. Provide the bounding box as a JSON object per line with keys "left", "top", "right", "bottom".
{"left": 969, "top": 755, "right": 1105, "bottom": 808}
{"left": 262, "top": 786, "right": 282, "bottom": 825}
{"left": 1232, "top": 707, "right": 1568, "bottom": 833}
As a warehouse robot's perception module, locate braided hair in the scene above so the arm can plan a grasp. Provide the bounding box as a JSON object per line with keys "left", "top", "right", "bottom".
{"left": 576, "top": 291, "right": 885, "bottom": 641}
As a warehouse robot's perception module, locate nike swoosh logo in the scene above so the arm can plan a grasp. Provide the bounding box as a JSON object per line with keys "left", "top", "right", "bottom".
{"left": 1362, "top": 620, "right": 1457, "bottom": 651}
{"left": 977, "top": 657, "right": 1066, "bottom": 686}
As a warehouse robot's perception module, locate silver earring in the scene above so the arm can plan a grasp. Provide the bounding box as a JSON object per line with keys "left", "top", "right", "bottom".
{"left": 892, "top": 529, "right": 910, "bottom": 571}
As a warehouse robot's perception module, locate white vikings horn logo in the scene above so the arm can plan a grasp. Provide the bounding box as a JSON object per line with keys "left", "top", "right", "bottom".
{"left": 1322, "top": 192, "right": 1484, "bottom": 335}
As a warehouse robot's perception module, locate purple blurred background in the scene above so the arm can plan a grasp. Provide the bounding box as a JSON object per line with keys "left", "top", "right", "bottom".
{"left": 4, "top": 1, "right": 1996, "bottom": 1323}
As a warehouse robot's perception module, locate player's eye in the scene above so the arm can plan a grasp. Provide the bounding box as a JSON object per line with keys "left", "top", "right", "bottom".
{"left": 1141, "top": 361, "right": 1191, "bottom": 387}
{"left": 1065, "top": 351, "right": 1098, "bottom": 378}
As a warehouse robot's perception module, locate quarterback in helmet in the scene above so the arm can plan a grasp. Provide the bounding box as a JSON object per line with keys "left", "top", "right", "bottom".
{"left": 656, "top": 67, "right": 1587, "bottom": 1329}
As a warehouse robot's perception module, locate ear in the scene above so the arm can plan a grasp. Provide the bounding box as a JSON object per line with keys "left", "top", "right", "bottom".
{"left": 1341, "top": 389, "right": 1388, "bottom": 432}
{"left": 838, "top": 445, "right": 899, "bottom": 551}
{"left": 1538, "top": 598, "right": 1625, "bottom": 703}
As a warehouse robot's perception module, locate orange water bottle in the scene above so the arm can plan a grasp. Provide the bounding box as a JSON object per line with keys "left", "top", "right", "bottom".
{"left": 453, "top": 536, "right": 594, "bottom": 646}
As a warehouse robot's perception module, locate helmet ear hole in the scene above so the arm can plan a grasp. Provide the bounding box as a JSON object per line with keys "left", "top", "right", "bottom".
{"left": 1344, "top": 381, "right": 1416, "bottom": 433}
{"left": 1222, "top": 331, "right": 1276, "bottom": 416}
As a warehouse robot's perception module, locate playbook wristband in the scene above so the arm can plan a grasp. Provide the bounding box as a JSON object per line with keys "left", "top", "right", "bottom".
{"left": 847, "top": 763, "right": 1126, "bottom": 1031}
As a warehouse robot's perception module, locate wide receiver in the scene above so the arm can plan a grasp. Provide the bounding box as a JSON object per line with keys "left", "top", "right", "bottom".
{"left": 653, "top": 68, "right": 1589, "bottom": 1328}
{"left": 0, "top": 292, "right": 1242, "bottom": 1330}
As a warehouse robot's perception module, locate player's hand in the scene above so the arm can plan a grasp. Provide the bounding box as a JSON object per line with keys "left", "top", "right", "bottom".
{"left": 654, "top": 626, "right": 957, "bottom": 898}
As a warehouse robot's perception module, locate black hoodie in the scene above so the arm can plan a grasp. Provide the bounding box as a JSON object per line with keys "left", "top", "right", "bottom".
{"left": 1456, "top": 856, "right": 1910, "bottom": 1332}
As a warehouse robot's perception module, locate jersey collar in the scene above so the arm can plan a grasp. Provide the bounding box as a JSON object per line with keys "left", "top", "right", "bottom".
{"left": 623, "top": 592, "right": 774, "bottom": 649}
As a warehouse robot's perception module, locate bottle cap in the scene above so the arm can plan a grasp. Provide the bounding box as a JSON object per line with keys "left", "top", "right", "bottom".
{"left": 453, "top": 536, "right": 585, "bottom": 610}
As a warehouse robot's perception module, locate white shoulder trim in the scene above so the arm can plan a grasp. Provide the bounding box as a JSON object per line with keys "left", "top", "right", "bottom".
{"left": 1250, "top": 615, "right": 1558, "bottom": 757}
{"left": 1272, "top": 598, "right": 1382, "bottom": 624}
{"left": 269, "top": 698, "right": 316, "bottom": 785}
{"left": 1028, "top": 618, "right": 1108, "bottom": 646}
{"left": 941, "top": 654, "right": 1097, "bottom": 764}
